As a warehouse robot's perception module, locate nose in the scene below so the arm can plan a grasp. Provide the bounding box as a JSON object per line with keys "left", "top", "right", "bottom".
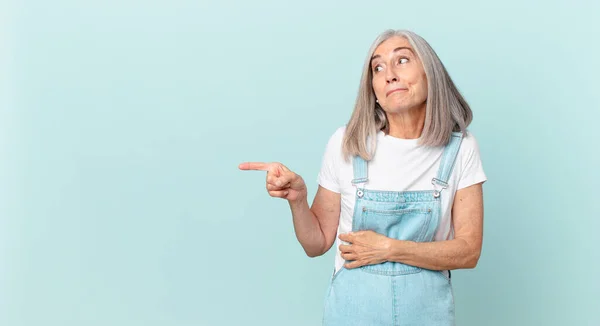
{"left": 385, "top": 68, "right": 398, "bottom": 84}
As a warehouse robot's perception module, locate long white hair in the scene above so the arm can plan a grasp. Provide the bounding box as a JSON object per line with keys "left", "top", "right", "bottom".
{"left": 342, "top": 29, "right": 473, "bottom": 162}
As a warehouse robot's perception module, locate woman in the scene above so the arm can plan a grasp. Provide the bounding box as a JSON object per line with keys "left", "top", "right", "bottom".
{"left": 239, "top": 29, "right": 486, "bottom": 325}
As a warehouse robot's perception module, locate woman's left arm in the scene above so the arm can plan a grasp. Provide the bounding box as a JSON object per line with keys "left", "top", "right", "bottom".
{"left": 339, "top": 182, "right": 484, "bottom": 270}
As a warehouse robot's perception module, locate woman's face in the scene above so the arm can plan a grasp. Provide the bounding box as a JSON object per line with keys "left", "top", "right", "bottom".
{"left": 370, "top": 36, "right": 428, "bottom": 114}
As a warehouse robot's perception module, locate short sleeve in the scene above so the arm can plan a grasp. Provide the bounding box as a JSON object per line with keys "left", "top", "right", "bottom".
{"left": 457, "top": 132, "right": 487, "bottom": 190}
{"left": 317, "top": 127, "right": 344, "bottom": 193}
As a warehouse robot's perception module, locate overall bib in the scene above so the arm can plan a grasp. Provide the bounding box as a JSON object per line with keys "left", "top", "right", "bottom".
{"left": 322, "top": 132, "right": 463, "bottom": 326}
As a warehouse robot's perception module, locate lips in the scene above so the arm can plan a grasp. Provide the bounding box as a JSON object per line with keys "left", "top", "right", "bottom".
{"left": 386, "top": 88, "right": 407, "bottom": 96}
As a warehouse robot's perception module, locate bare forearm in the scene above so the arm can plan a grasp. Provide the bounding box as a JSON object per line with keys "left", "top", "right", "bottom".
{"left": 288, "top": 197, "right": 326, "bottom": 257}
{"left": 386, "top": 238, "right": 481, "bottom": 270}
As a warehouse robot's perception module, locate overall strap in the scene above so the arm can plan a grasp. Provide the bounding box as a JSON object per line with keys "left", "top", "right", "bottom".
{"left": 351, "top": 135, "right": 372, "bottom": 187}
{"left": 432, "top": 132, "right": 464, "bottom": 197}
{"left": 351, "top": 155, "right": 368, "bottom": 198}
{"left": 351, "top": 155, "right": 368, "bottom": 186}
{"left": 351, "top": 136, "right": 372, "bottom": 198}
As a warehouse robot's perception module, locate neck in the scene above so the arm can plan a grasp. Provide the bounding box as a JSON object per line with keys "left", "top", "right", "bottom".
{"left": 384, "top": 105, "right": 426, "bottom": 139}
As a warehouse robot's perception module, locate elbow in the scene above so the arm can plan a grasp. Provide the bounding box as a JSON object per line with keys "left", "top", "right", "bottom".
{"left": 303, "top": 237, "right": 331, "bottom": 258}
{"left": 305, "top": 249, "right": 325, "bottom": 258}
{"left": 464, "top": 248, "right": 481, "bottom": 269}
{"left": 303, "top": 244, "right": 327, "bottom": 258}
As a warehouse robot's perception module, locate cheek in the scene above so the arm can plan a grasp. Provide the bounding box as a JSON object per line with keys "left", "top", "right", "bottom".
{"left": 372, "top": 78, "right": 386, "bottom": 95}
{"left": 411, "top": 74, "right": 427, "bottom": 98}
{"left": 419, "top": 81, "right": 428, "bottom": 97}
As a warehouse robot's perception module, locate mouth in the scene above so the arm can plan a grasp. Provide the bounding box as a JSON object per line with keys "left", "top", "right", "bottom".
{"left": 386, "top": 88, "right": 407, "bottom": 97}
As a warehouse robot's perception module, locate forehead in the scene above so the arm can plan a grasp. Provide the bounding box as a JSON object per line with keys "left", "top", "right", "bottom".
{"left": 373, "top": 36, "right": 413, "bottom": 56}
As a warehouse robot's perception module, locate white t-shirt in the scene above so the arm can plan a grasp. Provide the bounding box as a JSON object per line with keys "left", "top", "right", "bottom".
{"left": 317, "top": 125, "right": 487, "bottom": 273}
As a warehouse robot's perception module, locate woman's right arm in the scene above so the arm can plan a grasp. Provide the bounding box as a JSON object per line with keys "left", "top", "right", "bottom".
{"left": 288, "top": 185, "right": 341, "bottom": 257}
{"left": 239, "top": 161, "right": 341, "bottom": 257}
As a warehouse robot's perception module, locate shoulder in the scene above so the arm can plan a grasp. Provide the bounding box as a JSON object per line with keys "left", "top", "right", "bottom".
{"left": 453, "top": 130, "right": 487, "bottom": 187}
{"left": 324, "top": 125, "right": 347, "bottom": 148}
{"left": 332, "top": 125, "right": 347, "bottom": 140}
{"left": 457, "top": 130, "right": 481, "bottom": 155}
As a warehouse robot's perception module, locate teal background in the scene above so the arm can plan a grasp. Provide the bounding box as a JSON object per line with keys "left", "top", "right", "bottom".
{"left": 2, "top": 0, "right": 599, "bottom": 325}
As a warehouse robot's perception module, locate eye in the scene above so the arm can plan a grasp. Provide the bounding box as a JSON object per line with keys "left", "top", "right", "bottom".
{"left": 373, "top": 65, "right": 383, "bottom": 73}
{"left": 398, "top": 57, "right": 409, "bottom": 64}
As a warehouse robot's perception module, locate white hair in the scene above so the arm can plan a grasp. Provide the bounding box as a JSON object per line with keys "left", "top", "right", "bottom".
{"left": 342, "top": 29, "right": 473, "bottom": 162}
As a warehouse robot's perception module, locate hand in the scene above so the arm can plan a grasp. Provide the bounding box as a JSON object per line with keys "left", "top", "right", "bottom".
{"left": 338, "top": 230, "right": 392, "bottom": 269}
{"left": 238, "top": 161, "right": 307, "bottom": 202}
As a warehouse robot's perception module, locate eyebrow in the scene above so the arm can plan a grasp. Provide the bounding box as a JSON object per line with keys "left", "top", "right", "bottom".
{"left": 371, "top": 47, "right": 414, "bottom": 64}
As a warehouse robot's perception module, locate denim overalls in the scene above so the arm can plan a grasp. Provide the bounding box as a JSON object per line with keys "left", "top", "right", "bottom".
{"left": 322, "top": 132, "right": 463, "bottom": 326}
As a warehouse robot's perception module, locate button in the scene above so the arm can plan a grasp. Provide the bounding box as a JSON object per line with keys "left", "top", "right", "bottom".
{"left": 357, "top": 190, "right": 363, "bottom": 197}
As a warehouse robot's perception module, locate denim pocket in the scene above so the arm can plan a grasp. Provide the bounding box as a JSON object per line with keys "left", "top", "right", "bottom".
{"left": 360, "top": 206, "right": 434, "bottom": 242}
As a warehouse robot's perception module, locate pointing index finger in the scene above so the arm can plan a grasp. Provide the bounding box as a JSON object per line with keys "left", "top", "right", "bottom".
{"left": 238, "top": 162, "right": 272, "bottom": 171}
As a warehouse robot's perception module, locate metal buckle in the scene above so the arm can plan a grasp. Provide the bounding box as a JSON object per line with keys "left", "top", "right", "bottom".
{"left": 431, "top": 178, "right": 448, "bottom": 198}
{"left": 356, "top": 189, "right": 364, "bottom": 198}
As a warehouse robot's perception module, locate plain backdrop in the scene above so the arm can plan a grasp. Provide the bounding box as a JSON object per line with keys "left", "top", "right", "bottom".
{"left": 2, "top": 0, "right": 599, "bottom": 325}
